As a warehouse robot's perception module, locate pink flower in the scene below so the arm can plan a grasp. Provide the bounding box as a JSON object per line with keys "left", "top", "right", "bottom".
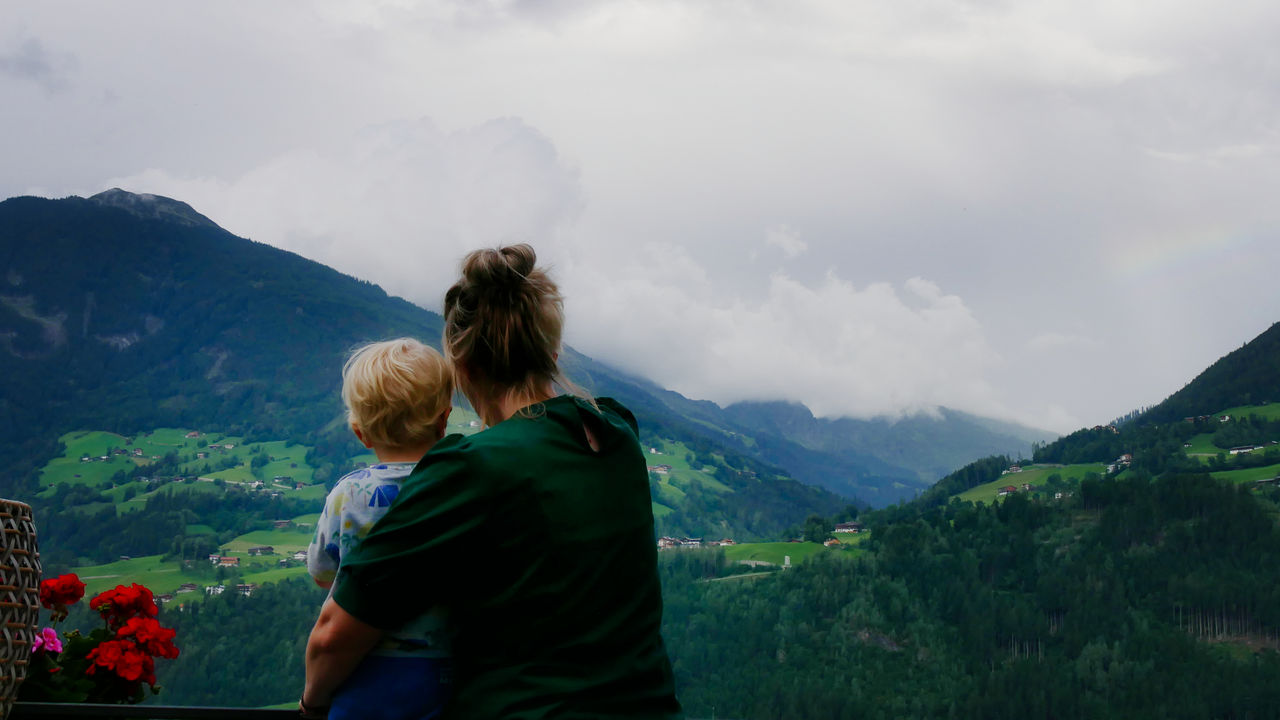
{"left": 31, "top": 627, "right": 62, "bottom": 654}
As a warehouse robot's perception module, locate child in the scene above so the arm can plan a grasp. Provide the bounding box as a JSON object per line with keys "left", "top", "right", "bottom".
{"left": 307, "top": 338, "right": 453, "bottom": 720}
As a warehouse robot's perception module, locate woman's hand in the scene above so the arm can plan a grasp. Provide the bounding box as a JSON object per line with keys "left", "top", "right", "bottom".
{"left": 303, "top": 596, "right": 384, "bottom": 711}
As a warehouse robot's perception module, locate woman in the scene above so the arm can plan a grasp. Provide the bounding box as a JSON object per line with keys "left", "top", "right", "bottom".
{"left": 302, "top": 245, "right": 683, "bottom": 719}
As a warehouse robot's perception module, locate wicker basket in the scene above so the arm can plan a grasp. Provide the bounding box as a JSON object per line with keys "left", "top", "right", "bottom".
{"left": 0, "top": 500, "right": 40, "bottom": 718}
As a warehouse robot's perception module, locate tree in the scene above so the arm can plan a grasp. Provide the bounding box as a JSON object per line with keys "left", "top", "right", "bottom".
{"left": 802, "top": 514, "right": 831, "bottom": 544}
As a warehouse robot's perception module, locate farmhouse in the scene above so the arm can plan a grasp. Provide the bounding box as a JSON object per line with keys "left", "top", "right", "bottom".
{"left": 1229, "top": 445, "right": 1262, "bottom": 455}
{"left": 247, "top": 545, "right": 274, "bottom": 556}
{"left": 997, "top": 486, "right": 1018, "bottom": 497}
{"left": 647, "top": 464, "right": 673, "bottom": 474}
{"left": 292, "top": 551, "right": 307, "bottom": 561}
{"left": 217, "top": 556, "right": 240, "bottom": 567}
{"left": 657, "top": 536, "right": 704, "bottom": 549}
{"left": 824, "top": 538, "right": 841, "bottom": 547}
{"left": 206, "top": 585, "right": 225, "bottom": 596}
{"left": 273, "top": 520, "right": 292, "bottom": 529}
{"left": 177, "top": 583, "right": 198, "bottom": 594}
{"left": 834, "top": 522, "right": 863, "bottom": 533}
{"left": 235, "top": 583, "right": 258, "bottom": 597}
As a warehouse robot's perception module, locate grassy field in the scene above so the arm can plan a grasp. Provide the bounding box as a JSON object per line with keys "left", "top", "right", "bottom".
{"left": 118, "top": 479, "right": 226, "bottom": 513}
{"left": 956, "top": 463, "right": 1106, "bottom": 504}
{"left": 1216, "top": 402, "right": 1280, "bottom": 421}
{"left": 651, "top": 502, "right": 674, "bottom": 517}
{"left": 240, "top": 565, "right": 311, "bottom": 586}
{"left": 71, "top": 555, "right": 210, "bottom": 596}
{"left": 647, "top": 438, "right": 733, "bottom": 504}
{"left": 39, "top": 431, "right": 140, "bottom": 489}
{"left": 222, "top": 528, "right": 317, "bottom": 554}
{"left": 1184, "top": 433, "right": 1221, "bottom": 456}
{"left": 724, "top": 541, "right": 829, "bottom": 566}
{"left": 38, "top": 427, "right": 335, "bottom": 507}
{"left": 1211, "top": 463, "right": 1280, "bottom": 484}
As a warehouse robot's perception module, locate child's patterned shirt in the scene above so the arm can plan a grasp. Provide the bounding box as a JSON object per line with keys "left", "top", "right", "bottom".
{"left": 308, "top": 462, "right": 449, "bottom": 658}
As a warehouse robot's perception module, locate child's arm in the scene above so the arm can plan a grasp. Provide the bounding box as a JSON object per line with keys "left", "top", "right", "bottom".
{"left": 307, "top": 485, "right": 347, "bottom": 589}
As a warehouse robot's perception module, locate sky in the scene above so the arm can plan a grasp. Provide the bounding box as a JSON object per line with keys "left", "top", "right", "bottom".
{"left": 4, "top": 0, "right": 1279, "bottom": 434}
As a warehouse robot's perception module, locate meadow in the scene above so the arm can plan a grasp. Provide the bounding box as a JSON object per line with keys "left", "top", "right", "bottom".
{"left": 1211, "top": 462, "right": 1280, "bottom": 484}
{"left": 956, "top": 463, "right": 1107, "bottom": 504}
{"left": 723, "top": 541, "right": 830, "bottom": 566}
{"left": 1217, "top": 402, "right": 1280, "bottom": 421}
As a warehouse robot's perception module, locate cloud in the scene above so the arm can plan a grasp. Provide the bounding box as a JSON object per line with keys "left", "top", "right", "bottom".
{"left": 764, "top": 225, "right": 807, "bottom": 259}
{"left": 107, "top": 117, "right": 583, "bottom": 306}
{"left": 1027, "top": 332, "right": 1100, "bottom": 352}
{"left": 10, "top": 0, "right": 1280, "bottom": 435}
{"left": 0, "top": 36, "right": 74, "bottom": 91}
{"left": 565, "top": 250, "right": 1006, "bottom": 421}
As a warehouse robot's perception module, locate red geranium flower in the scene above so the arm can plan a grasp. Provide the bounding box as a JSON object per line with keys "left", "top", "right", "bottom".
{"left": 86, "top": 639, "right": 126, "bottom": 674}
{"left": 117, "top": 617, "right": 179, "bottom": 659}
{"left": 89, "top": 584, "right": 157, "bottom": 628}
{"left": 39, "top": 574, "right": 86, "bottom": 619}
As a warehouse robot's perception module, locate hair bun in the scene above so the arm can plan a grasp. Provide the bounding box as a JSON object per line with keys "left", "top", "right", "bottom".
{"left": 463, "top": 244, "right": 537, "bottom": 291}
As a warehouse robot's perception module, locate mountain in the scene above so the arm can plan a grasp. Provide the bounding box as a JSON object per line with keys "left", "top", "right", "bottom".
{"left": 721, "top": 401, "right": 1054, "bottom": 500}
{"left": 1137, "top": 321, "right": 1280, "bottom": 426}
{"left": 0, "top": 190, "right": 441, "bottom": 448}
{"left": 0, "top": 190, "right": 844, "bottom": 540}
{"left": 0, "top": 190, "right": 1055, "bottom": 514}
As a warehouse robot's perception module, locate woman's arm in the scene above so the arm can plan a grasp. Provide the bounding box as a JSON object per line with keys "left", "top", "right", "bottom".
{"left": 302, "top": 596, "right": 384, "bottom": 711}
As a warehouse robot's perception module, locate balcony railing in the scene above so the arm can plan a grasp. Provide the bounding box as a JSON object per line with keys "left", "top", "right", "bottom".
{"left": 11, "top": 703, "right": 298, "bottom": 719}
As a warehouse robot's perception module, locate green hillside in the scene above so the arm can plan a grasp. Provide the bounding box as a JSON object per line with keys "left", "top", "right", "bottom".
{"left": 955, "top": 463, "right": 1106, "bottom": 503}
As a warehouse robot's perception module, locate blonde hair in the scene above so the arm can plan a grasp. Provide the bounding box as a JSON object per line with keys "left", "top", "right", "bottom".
{"left": 342, "top": 338, "right": 453, "bottom": 449}
{"left": 442, "top": 244, "right": 589, "bottom": 410}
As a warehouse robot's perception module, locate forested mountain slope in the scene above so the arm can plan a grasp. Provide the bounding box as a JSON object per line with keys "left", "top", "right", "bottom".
{"left": 1138, "top": 321, "right": 1280, "bottom": 425}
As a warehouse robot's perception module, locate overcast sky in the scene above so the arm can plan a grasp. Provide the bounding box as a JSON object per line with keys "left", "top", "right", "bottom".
{"left": 5, "top": 0, "right": 1279, "bottom": 433}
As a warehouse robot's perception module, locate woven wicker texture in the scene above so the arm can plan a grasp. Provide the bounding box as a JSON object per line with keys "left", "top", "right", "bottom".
{"left": 0, "top": 499, "right": 40, "bottom": 719}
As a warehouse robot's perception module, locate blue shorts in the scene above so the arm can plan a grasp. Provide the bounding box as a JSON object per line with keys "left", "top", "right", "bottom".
{"left": 330, "top": 655, "right": 452, "bottom": 720}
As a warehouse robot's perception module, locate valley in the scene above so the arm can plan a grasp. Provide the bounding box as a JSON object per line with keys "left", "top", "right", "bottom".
{"left": 5, "top": 191, "right": 1280, "bottom": 716}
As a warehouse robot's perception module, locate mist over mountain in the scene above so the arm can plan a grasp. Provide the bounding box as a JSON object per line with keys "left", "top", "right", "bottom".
{"left": 1, "top": 190, "right": 1055, "bottom": 509}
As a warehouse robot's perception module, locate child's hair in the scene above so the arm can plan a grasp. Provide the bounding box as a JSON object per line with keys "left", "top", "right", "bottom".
{"left": 341, "top": 338, "right": 452, "bottom": 449}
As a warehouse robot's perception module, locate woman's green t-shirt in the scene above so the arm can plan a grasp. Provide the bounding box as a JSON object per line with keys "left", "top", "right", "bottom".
{"left": 333, "top": 396, "right": 682, "bottom": 719}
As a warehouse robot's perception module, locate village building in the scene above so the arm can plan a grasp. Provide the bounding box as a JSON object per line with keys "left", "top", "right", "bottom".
{"left": 647, "top": 464, "right": 673, "bottom": 474}
{"left": 247, "top": 545, "right": 274, "bottom": 556}
{"left": 206, "top": 585, "right": 225, "bottom": 596}
{"left": 823, "top": 538, "right": 841, "bottom": 547}
{"left": 834, "top": 522, "right": 863, "bottom": 533}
